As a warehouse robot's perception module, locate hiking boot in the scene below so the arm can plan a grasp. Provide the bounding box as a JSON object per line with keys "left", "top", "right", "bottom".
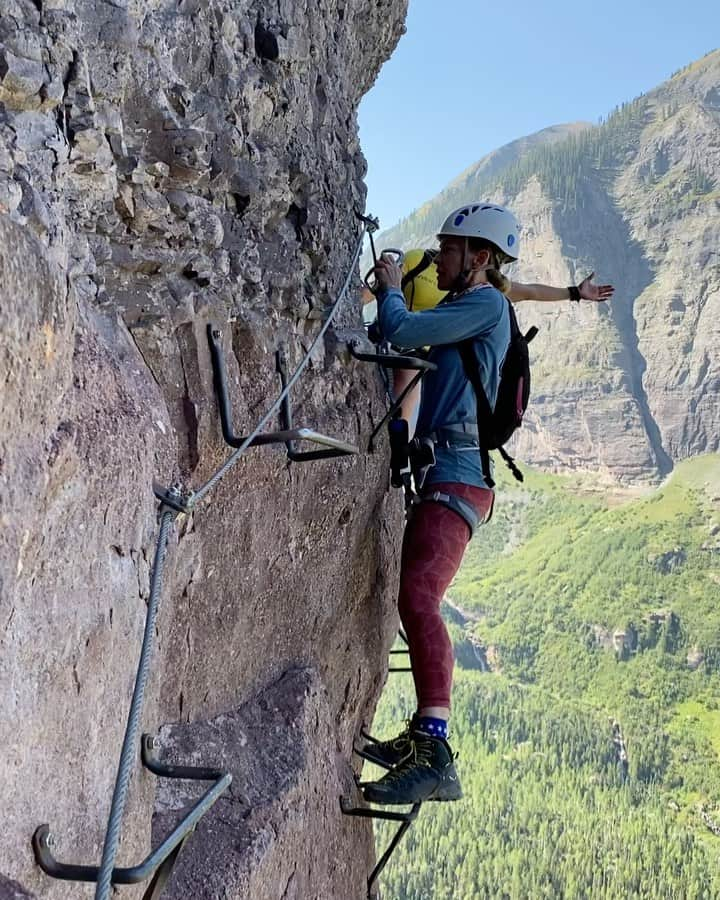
{"left": 361, "top": 731, "right": 463, "bottom": 805}
{"left": 355, "top": 716, "right": 419, "bottom": 770}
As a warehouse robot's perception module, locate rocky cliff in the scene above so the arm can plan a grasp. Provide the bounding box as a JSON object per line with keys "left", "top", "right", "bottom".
{"left": 375, "top": 50, "right": 720, "bottom": 484}
{"left": 0, "top": 2, "right": 408, "bottom": 898}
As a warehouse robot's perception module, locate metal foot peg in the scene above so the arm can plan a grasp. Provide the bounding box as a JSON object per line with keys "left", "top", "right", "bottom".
{"left": 389, "top": 628, "right": 411, "bottom": 673}
{"left": 208, "top": 325, "right": 358, "bottom": 462}
{"left": 352, "top": 726, "right": 393, "bottom": 771}
{"left": 340, "top": 796, "right": 422, "bottom": 897}
{"left": 32, "top": 734, "right": 231, "bottom": 892}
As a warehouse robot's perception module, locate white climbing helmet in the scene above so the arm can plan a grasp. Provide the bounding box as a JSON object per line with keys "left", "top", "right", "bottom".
{"left": 437, "top": 202, "right": 520, "bottom": 262}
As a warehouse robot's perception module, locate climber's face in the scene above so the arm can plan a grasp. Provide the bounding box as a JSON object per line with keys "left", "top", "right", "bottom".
{"left": 435, "top": 238, "right": 465, "bottom": 291}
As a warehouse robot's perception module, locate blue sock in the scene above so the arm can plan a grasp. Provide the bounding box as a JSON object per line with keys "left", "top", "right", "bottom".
{"left": 416, "top": 715, "right": 448, "bottom": 740}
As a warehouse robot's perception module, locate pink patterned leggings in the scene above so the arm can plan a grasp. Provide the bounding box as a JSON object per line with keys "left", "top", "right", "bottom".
{"left": 398, "top": 482, "right": 494, "bottom": 710}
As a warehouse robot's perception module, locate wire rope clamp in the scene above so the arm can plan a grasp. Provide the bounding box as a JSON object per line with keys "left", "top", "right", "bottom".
{"left": 355, "top": 211, "right": 380, "bottom": 234}
{"left": 152, "top": 481, "right": 193, "bottom": 516}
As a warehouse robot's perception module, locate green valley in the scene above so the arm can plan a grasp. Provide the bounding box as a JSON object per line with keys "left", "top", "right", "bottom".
{"left": 368, "top": 456, "right": 720, "bottom": 899}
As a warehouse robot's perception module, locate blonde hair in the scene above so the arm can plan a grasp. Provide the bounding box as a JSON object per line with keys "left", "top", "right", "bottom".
{"left": 486, "top": 268, "right": 512, "bottom": 294}
{"left": 467, "top": 237, "right": 512, "bottom": 294}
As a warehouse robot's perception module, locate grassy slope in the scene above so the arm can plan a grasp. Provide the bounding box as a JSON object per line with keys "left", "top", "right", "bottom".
{"left": 368, "top": 456, "right": 720, "bottom": 899}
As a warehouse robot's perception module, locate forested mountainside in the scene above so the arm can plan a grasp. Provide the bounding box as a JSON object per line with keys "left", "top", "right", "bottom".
{"left": 374, "top": 50, "right": 720, "bottom": 485}
{"left": 369, "top": 455, "right": 720, "bottom": 899}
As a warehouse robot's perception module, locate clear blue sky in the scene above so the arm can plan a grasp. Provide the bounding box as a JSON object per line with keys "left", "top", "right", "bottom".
{"left": 359, "top": 0, "right": 718, "bottom": 229}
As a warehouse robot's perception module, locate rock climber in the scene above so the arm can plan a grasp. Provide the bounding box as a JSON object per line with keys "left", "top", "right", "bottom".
{"left": 359, "top": 202, "right": 612, "bottom": 805}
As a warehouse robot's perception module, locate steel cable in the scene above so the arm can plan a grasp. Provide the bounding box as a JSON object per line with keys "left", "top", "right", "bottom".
{"left": 92, "top": 220, "right": 368, "bottom": 897}
{"left": 191, "top": 224, "right": 367, "bottom": 506}
{"left": 95, "top": 509, "right": 175, "bottom": 899}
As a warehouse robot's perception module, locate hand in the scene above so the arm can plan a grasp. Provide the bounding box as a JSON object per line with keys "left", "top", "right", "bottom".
{"left": 373, "top": 254, "right": 403, "bottom": 291}
{"left": 578, "top": 272, "right": 614, "bottom": 302}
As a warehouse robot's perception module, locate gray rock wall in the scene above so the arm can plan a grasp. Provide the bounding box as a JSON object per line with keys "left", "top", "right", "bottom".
{"left": 0, "top": 1, "right": 408, "bottom": 896}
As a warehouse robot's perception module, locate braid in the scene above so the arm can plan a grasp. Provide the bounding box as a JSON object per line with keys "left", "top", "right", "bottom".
{"left": 486, "top": 268, "right": 512, "bottom": 294}
{"left": 466, "top": 237, "right": 512, "bottom": 293}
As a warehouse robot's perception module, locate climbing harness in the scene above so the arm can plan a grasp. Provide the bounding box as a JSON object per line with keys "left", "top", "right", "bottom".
{"left": 32, "top": 216, "right": 372, "bottom": 900}
{"left": 420, "top": 490, "right": 485, "bottom": 538}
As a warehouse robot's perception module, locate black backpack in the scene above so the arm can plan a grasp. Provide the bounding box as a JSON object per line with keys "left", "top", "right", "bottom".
{"left": 458, "top": 299, "right": 538, "bottom": 489}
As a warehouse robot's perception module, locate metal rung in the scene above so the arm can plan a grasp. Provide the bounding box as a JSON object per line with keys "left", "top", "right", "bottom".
{"left": 275, "top": 347, "right": 357, "bottom": 461}
{"left": 139, "top": 838, "right": 190, "bottom": 900}
{"left": 388, "top": 630, "right": 411, "bottom": 673}
{"left": 346, "top": 344, "right": 436, "bottom": 451}
{"left": 346, "top": 341, "right": 437, "bottom": 450}
{"left": 208, "top": 325, "right": 358, "bottom": 461}
{"left": 354, "top": 727, "right": 393, "bottom": 771}
{"left": 32, "top": 735, "right": 231, "bottom": 890}
{"left": 340, "top": 797, "right": 422, "bottom": 897}
{"left": 347, "top": 341, "right": 436, "bottom": 371}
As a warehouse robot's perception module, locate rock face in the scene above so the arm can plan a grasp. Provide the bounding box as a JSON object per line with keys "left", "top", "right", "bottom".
{"left": 0, "top": 2, "right": 408, "bottom": 897}
{"left": 153, "top": 668, "right": 370, "bottom": 900}
{"left": 376, "top": 51, "right": 720, "bottom": 484}
{"left": 0, "top": 874, "right": 36, "bottom": 900}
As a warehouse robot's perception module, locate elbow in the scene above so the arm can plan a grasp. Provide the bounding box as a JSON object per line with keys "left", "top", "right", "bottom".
{"left": 378, "top": 315, "right": 411, "bottom": 347}
{"left": 383, "top": 327, "right": 410, "bottom": 349}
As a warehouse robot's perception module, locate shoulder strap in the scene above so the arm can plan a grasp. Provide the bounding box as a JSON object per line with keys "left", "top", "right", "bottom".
{"left": 457, "top": 340, "right": 495, "bottom": 489}
{"left": 457, "top": 340, "right": 493, "bottom": 422}
{"left": 400, "top": 250, "right": 435, "bottom": 292}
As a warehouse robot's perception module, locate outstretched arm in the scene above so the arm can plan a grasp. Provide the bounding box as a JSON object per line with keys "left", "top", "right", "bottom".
{"left": 506, "top": 272, "right": 614, "bottom": 303}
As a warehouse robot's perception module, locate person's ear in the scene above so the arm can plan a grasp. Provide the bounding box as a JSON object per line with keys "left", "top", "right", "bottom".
{"left": 470, "top": 249, "right": 490, "bottom": 271}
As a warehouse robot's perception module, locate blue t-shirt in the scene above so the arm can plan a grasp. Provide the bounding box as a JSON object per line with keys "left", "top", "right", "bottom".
{"left": 376, "top": 283, "right": 510, "bottom": 489}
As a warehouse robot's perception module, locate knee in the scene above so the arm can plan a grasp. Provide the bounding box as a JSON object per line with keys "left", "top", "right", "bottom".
{"left": 398, "top": 588, "right": 441, "bottom": 633}
{"left": 398, "top": 591, "right": 423, "bottom": 630}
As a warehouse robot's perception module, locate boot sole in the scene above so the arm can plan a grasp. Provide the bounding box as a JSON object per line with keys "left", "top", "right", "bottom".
{"left": 362, "top": 777, "right": 463, "bottom": 806}
{"left": 428, "top": 782, "right": 463, "bottom": 802}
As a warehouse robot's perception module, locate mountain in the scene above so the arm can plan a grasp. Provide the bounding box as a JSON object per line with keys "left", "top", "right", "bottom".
{"left": 375, "top": 50, "right": 720, "bottom": 484}
{"left": 382, "top": 121, "right": 592, "bottom": 248}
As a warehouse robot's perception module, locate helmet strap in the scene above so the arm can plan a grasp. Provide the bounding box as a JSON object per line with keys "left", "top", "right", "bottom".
{"left": 450, "top": 237, "right": 472, "bottom": 295}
